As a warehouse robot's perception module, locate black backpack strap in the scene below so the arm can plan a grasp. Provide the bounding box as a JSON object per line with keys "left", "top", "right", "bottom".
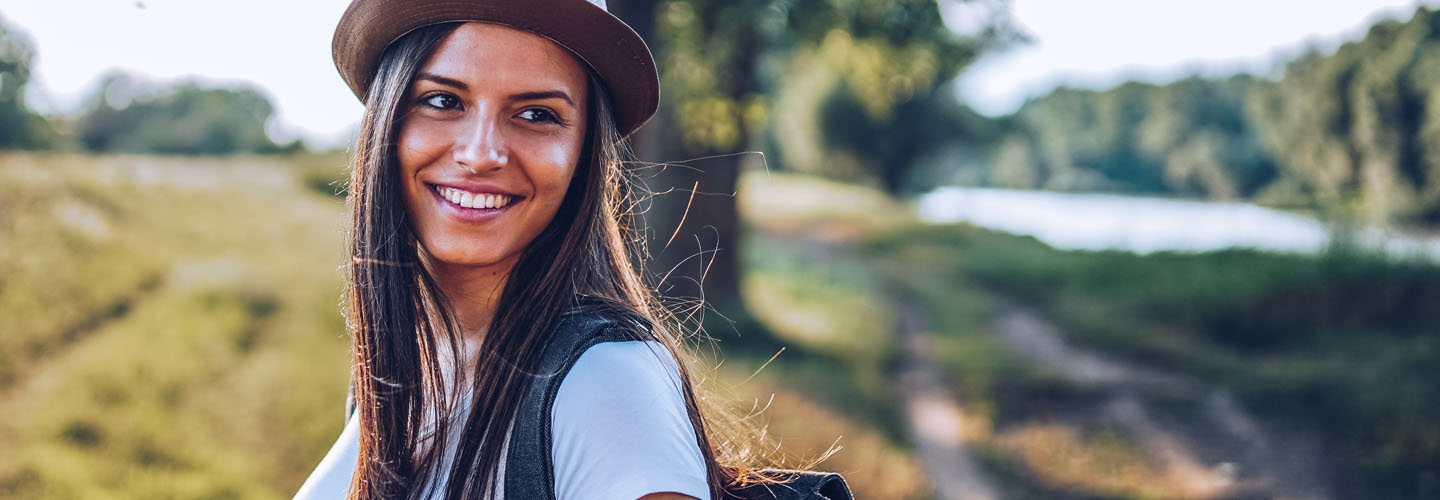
{"left": 724, "top": 469, "right": 853, "bottom": 500}
{"left": 504, "top": 300, "right": 646, "bottom": 499}
{"left": 340, "top": 296, "right": 620, "bottom": 427}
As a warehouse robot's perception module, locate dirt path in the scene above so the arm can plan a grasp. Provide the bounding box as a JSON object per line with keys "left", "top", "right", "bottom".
{"left": 770, "top": 234, "right": 1002, "bottom": 498}
{"left": 891, "top": 297, "right": 1000, "bottom": 500}
{"left": 772, "top": 230, "right": 1333, "bottom": 499}
{"left": 990, "top": 297, "right": 1334, "bottom": 500}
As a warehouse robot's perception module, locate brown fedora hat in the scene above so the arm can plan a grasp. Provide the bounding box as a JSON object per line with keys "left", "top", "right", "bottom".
{"left": 332, "top": 0, "right": 659, "bottom": 138}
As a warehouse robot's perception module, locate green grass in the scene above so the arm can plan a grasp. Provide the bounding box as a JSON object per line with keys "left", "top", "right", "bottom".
{"left": 0, "top": 153, "right": 352, "bottom": 498}
{"left": 735, "top": 231, "right": 908, "bottom": 443}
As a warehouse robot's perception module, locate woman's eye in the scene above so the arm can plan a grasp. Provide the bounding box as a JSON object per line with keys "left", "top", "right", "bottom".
{"left": 421, "top": 94, "right": 461, "bottom": 110}
{"left": 518, "top": 108, "right": 560, "bottom": 124}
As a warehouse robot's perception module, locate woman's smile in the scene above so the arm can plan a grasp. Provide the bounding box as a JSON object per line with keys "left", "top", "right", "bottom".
{"left": 426, "top": 182, "right": 521, "bottom": 223}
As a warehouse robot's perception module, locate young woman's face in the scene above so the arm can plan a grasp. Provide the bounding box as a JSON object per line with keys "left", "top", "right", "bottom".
{"left": 397, "top": 22, "right": 590, "bottom": 273}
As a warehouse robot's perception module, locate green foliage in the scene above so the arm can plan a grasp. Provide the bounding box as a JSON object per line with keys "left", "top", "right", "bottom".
{"left": 75, "top": 72, "right": 303, "bottom": 155}
{"left": 0, "top": 13, "right": 56, "bottom": 150}
{"left": 656, "top": 0, "right": 1015, "bottom": 194}
{"left": 1249, "top": 7, "right": 1440, "bottom": 226}
{"left": 979, "top": 76, "right": 1277, "bottom": 199}
{"left": 976, "top": 6, "right": 1440, "bottom": 228}
{"left": 820, "top": 81, "right": 992, "bottom": 194}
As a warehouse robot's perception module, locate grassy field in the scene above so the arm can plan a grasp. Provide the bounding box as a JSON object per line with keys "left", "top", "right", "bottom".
{"left": 0, "top": 153, "right": 355, "bottom": 498}
{"left": 0, "top": 154, "right": 926, "bottom": 499}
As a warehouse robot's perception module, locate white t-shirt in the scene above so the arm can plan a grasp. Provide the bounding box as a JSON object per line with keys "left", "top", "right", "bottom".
{"left": 293, "top": 340, "right": 711, "bottom": 500}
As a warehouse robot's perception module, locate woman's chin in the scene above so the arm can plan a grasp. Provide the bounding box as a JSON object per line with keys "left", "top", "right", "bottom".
{"left": 419, "top": 244, "right": 514, "bottom": 271}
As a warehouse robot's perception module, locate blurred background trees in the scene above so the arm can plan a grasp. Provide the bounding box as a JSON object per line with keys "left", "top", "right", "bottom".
{"left": 0, "top": 13, "right": 55, "bottom": 150}
{"left": 0, "top": 13, "right": 299, "bottom": 156}
{"left": 73, "top": 72, "right": 302, "bottom": 155}
{"left": 1249, "top": 10, "right": 1440, "bottom": 226}
{"left": 967, "top": 76, "right": 1278, "bottom": 199}
{"left": 964, "top": 6, "right": 1440, "bottom": 228}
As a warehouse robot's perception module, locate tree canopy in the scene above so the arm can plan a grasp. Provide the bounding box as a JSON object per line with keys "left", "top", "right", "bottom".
{"left": 655, "top": 0, "right": 1020, "bottom": 194}
{"left": 74, "top": 72, "right": 302, "bottom": 155}
{"left": 963, "top": 6, "right": 1440, "bottom": 228}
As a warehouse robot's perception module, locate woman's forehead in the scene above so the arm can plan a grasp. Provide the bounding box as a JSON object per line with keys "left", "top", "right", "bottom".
{"left": 419, "top": 22, "right": 589, "bottom": 99}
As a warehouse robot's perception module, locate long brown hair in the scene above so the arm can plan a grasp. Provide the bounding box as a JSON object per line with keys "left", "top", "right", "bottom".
{"left": 342, "top": 22, "right": 767, "bottom": 499}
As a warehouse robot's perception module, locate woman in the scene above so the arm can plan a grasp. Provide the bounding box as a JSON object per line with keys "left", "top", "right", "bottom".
{"left": 296, "top": 1, "right": 773, "bottom": 499}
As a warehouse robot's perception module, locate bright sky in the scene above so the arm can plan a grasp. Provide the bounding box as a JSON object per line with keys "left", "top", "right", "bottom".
{"left": 5, "top": 0, "right": 357, "bottom": 147}
{"left": 953, "top": 0, "right": 1440, "bottom": 115}
{"left": 4, "top": 0, "right": 1438, "bottom": 147}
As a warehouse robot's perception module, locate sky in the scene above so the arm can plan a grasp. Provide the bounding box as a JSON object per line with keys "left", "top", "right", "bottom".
{"left": 5, "top": 0, "right": 358, "bottom": 147}
{"left": 4, "top": 0, "right": 1438, "bottom": 148}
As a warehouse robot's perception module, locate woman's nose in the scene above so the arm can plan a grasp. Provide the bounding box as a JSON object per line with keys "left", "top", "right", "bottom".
{"left": 453, "top": 113, "right": 508, "bottom": 173}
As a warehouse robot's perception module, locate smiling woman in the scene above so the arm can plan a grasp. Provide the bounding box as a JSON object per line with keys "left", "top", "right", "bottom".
{"left": 290, "top": 1, "right": 851, "bottom": 500}
{"left": 397, "top": 23, "right": 591, "bottom": 321}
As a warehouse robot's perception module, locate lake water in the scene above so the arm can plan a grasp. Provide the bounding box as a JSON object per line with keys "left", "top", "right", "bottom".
{"left": 916, "top": 187, "right": 1440, "bottom": 261}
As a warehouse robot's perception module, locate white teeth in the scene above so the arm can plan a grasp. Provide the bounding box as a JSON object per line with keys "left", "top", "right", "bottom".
{"left": 435, "top": 185, "right": 513, "bottom": 209}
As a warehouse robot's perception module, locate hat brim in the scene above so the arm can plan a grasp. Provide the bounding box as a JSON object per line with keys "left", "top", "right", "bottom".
{"left": 332, "top": 0, "right": 660, "bottom": 138}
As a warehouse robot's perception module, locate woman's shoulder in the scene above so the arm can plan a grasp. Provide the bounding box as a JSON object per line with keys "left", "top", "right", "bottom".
{"left": 550, "top": 340, "right": 709, "bottom": 500}
{"left": 562, "top": 340, "right": 683, "bottom": 395}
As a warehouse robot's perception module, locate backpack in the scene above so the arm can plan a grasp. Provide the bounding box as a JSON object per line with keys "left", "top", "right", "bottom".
{"left": 344, "top": 297, "right": 853, "bottom": 500}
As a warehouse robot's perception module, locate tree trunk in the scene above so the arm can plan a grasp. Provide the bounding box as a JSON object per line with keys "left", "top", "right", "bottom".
{"left": 610, "top": 0, "right": 746, "bottom": 320}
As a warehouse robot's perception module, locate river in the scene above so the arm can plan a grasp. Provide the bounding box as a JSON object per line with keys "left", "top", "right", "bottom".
{"left": 916, "top": 187, "right": 1440, "bottom": 262}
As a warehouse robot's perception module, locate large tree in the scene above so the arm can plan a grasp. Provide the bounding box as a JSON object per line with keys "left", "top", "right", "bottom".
{"left": 610, "top": 0, "right": 1015, "bottom": 322}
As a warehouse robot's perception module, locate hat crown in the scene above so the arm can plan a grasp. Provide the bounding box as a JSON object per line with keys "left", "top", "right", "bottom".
{"left": 333, "top": 0, "right": 658, "bottom": 137}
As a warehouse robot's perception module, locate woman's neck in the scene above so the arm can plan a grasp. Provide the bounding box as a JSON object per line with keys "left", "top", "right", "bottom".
{"left": 420, "top": 249, "right": 520, "bottom": 363}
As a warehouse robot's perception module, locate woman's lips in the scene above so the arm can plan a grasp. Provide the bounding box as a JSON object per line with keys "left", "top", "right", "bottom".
{"left": 428, "top": 183, "right": 520, "bottom": 222}
{"left": 433, "top": 184, "right": 515, "bottom": 209}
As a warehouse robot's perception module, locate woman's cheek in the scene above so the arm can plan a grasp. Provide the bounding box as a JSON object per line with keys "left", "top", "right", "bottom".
{"left": 542, "top": 137, "right": 576, "bottom": 168}
{"left": 537, "top": 136, "right": 582, "bottom": 186}
{"left": 397, "top": 120, "right": 448, "bottom": 173}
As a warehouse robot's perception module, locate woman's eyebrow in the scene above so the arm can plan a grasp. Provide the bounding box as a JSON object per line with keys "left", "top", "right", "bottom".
{"left": 511, "top": 90, "right": 575, "bottom": 109}
{"left": 416, "top": 72, "right": 468, "bottom": 90}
